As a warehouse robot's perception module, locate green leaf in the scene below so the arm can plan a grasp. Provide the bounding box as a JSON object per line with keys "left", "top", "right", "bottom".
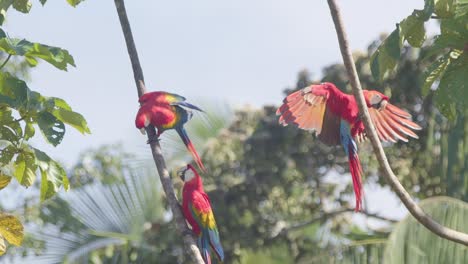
{"left": 51, "top": 108, "right": 90, "bottom": 134}
{"left": 33, "top": 148, "right": 68, "bottom": 201}
{"left": 370, "top": 29, "right": 401, "bottom": 81}
{"left": 399, "top": 14, "right": 426, "bottom": 47}
{"left": 37, "top": 111, "right": 65, "bottom": 146}
{"left": 14, "top": 151, "right": 37, "bottom": 187}
{"left": 0, "top": 34, "right": 75, "bottom": 71}
{"left": 435, "top": 51, "right": 468, "bottom": 121}
{"left": 39, "top": 0, "right": 47, "bottom": 5}
{"left": 0, "top": 213, "right": 24, "bottom": 246}
{"left": 0, "top": 145, "right": 16, "bottom": 165}
{"left": 0, "top": 173, "right": 11, "bottom": 190}
{"left": 0, "top": 72, "right": 30, "bottom": 110}
{"left": 67, "top": 0, "right": 86, "bottom": 7}
{"left": 384, "top": 196, "right": 468, "bottom": 264}
{"left": 12, "top": 0, "right": 31, "bottom": 13}
{"left": 421, "top": 53, "right": 450, "bottom": 96}
{"left": 24, "top": 121, "right": 35, "bottom": 140}
{"left": 435, "top": 0, "right": 456, "bottom": 18}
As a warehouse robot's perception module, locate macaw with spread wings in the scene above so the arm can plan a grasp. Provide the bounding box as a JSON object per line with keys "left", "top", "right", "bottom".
{"left": 276, "top": 82, "right": 421, "bottom": 211}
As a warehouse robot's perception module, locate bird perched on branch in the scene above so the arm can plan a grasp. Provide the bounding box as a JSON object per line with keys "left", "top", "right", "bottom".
{"left": 135, "top": 91, "right": 206, "bottom": 171}
{"left": 178, "top": 164, "right": 224, "bottom": 264}
{"left": 276, "top": 82, "right": 421, "bottom": 211}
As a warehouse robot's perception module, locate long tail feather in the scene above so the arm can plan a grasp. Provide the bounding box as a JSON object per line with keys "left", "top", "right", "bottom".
{"left": 208, "top": 229, "right": 224, "bottom": 262}
{"left": 198, "top": 235, "right": 211, "bottom": 264}
{"left": 176, "top": 126, "right": 206, "bottom": 172}
{"left": 348, "top": 143, "right": 363, "bottom": 212}
{"left": 174, "top": 101, "right": 205, "bottom": 112}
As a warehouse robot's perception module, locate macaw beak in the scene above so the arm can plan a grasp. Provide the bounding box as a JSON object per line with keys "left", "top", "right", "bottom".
{"left": 177, "top": 167, "right": 188, "bottom": 181}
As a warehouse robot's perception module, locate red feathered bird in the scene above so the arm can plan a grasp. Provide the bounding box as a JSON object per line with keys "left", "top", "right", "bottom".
{"left": 276, "top": 82, "right": 421, "bottom": 211}
{"left": 135, "top": 91, "right": 206, "bottom": 171}
{"left": 178, "top": 164, "right": 224, "bottom": 264}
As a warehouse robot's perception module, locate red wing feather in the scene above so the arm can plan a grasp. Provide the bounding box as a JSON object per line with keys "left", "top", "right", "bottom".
{"left": 276, "top": 86, "right": 328, "bottom": 134}
{"left": 366, "top": 101, "right": 421, "bottom": 143}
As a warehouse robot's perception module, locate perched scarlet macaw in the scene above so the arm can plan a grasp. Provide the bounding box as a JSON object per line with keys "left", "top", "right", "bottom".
{"left": 135, "top": 91, "right": 206, "bottom": 171}
{"left": 276, "top": 82, "right": 421, "bottom": 211}
{"left": 178, "top": 164, "right": 224, "bottom": 264}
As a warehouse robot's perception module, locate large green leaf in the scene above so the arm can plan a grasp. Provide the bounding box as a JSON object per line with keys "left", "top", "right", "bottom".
{"left": 421, "top": 53, "right": 451, "bottom": 96}
{"left": 33, "top": 148, "right": 69, "bottom": 201}
{"left": 399, "top": 13, "right": 426, "bottom": 47}
{"left": 0, "top": 34, "right": 75, "bottom": 71}
{"left": 0, "top": 212, "right": 23, "bottom": 256}
{"left": 0, "top": 173, "right": 11, "bottom": 190}
{"left": 12, "top": 0, "right": 31, "bottom": 13}
{"left": 370, "top": 3, "right": 433, "bottom": 81}
{"left": 14, "top": 150, "right": 36, "bottom": 187}
{"left": 434, "top": 51, "right": 467, "bottom": 121}
{"left": 50, "top": 107, "right": 90, "bottom": 134}
{"left": 384, "top": 196, "right": 468, "bottom": 264}
{"left": 0, "top": 71, "right": 30, "bottom": 110}
{"left": 435, "top": 0, "right": 456, "bottom": 18}
{"left": 67, "top": 0, "right": 86, "bottom": 7}
{"left": 37, "top": 111, "right": 65, "bottom": 146}
{"left": 370, "top": 30, "right": 401, "bottom": 81}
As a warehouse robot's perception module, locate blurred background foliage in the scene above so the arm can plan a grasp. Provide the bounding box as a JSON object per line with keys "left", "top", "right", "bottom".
{"left": 0, "top": 32, "right": 467, "bottom": 263}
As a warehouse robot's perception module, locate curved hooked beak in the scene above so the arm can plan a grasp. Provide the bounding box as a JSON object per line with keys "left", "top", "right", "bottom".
{"left": 177, "top": 167, "right": 188, "bottom": 181}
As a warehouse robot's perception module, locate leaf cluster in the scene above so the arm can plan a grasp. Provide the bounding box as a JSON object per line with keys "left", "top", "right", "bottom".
{"left": 370, "top": 0, "right": 468, "bottom": 121}
{"left": 0, "top": 1, "right": 88, "bottom": 255}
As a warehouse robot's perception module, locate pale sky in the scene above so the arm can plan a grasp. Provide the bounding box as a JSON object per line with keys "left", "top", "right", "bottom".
{"left": 3, "top": 0, "right": 430, "bottom": 166}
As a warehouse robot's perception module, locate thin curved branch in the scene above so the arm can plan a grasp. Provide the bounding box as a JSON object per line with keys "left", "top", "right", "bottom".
{"left": 326, "top": 0, "right": 468, "bottom": 246}
{"left": 113, "top": 0, "right": 205, "bottom": 262}
{"left": 273, "top": 208, "right": 397, "bottom": 239}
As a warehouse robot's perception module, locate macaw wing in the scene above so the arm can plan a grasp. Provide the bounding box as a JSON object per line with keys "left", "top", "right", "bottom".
{"left": 366, "top": 100, "right": 422, "bottom": 143}
{"left": 276, "top": 85, "right": 340, "bottom": 145}
{"left": 189, "top": 193, "right": 224, "bottom": 261}
{"left": 139, "top": 91, "right": 186, "bottom": 104}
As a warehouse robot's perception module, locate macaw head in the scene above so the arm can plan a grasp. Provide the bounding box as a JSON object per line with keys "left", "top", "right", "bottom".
{"left": 135, "top": 104, "right": 151, "bottom": 134}
{"left": 363, "top": 90, "right": 389, "bottom": 110}
{"left": 177, "top": 164, "right": 198, "bottom": 183}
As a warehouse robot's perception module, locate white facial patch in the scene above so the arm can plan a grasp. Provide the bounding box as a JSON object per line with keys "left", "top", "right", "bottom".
{"left": 144, "top": 117, "right": 150, "bottom": 127}
{"left": 184, "top": 169, "right": 195, "bottom": 182}
{"left": 370, "top": 94, "right": 382, "bottom": 105}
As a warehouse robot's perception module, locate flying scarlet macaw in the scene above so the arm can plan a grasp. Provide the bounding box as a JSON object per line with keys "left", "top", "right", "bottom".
{"left": 276, "top": 82, "right": 421, "bottom": 211}
{"left": 135, "top": 91, "right": 206, "bottom": 171}
{"left": 178, "top": 164, "right": 224, "bottom": 264}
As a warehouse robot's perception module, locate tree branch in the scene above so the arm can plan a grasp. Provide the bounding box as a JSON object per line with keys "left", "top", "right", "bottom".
{"left": 273, "top": 207, "right": 397, "bottom": 239}
{"left": 326, "top": 0, "right": 468, "bottom": 246}
{"left": 113, "top": 0, "right": 205, "bottom": 262}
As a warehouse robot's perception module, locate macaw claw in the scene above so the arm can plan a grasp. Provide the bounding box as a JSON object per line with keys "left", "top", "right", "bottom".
{"left": 146, "top": 135, "right": 161, "bottom": 144}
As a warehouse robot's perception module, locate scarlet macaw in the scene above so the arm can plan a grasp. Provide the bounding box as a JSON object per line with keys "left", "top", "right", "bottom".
{"left": 178, "top": 164, "right": 224, "bottom": 264}
{"left": 135, "top": 91, "right": 206, "bottom": 171}
{"left": 276, "top": 82, "right": 421, "bottom": 211}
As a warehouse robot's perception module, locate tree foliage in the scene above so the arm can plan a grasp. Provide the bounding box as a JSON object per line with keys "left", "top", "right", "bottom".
{"left": 370, "top": 0, "right": 468, "bottom": 121}
{"left": 0, "top": 0, "right": 88, "bottom": 255}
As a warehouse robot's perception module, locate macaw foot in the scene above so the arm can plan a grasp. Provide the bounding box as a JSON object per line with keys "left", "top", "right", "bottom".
{"left": 146, "top": 133, "right": 161, "bottom": 144}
